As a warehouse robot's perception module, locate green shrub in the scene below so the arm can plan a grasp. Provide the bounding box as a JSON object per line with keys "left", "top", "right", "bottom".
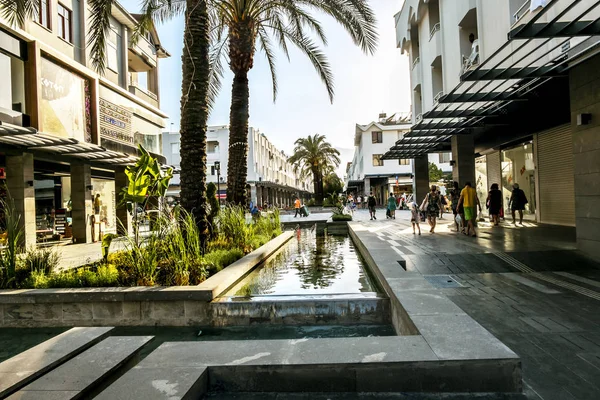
{"left": 249, "top": 234, "right": 270, "bottom": 251}
{"left": 254, "top": 209, "right": 282, "bottom": 239}
{"left": 95, "top": 264, "right": 119, "bottom": 286}
{"left": 23, "top": 247, "right": 60, "bottom": 275}
{"left": 47, "top": 270, "right": 80, "bottom": 288}
{"left": 25, "top": 270, "right": 50, "bottom": 289}
{"left": 108, "top": 251, "right": 131, "bottom": 269}
{"left": 216, "top": 206, "right": 254, "bottom": 252}
{"left": 331, "top": 214, "right": 352, "bottom": 222}
{"left": 189, "top": 258, "right": 209, "bottom": 285}
{"left": 306, "top": 199, "right": 316, "bottom": 206}
{"left": 204, "top": 248, "right": 244, "bottom": 274}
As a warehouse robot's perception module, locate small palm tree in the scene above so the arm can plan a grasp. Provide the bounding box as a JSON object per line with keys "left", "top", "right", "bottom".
{"left": 1, "top": 0, "right": 213, "bottom": 246}
{"left": 209, "top": 0, "right": 378, "bottom": 205}
{"left": 288, "top": 134, "right": 341, "bottom": 204}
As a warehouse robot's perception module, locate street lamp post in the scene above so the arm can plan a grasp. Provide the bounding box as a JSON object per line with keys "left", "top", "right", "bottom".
{"left": 214, "top": 161, "right": 221, "bottom": 205}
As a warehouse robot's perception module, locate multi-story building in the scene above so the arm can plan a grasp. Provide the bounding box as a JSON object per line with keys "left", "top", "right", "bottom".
{"left": 0, "top": 0, "right": 169, "bottom": 247}
{"left": 162, "top": 127, "right": 313, "bottom": 207}
{"left": 391, "top": 0, "right": 600, "bottom": 259}
{"left": 345, "top": 113, "right": 451, "bottom": 205}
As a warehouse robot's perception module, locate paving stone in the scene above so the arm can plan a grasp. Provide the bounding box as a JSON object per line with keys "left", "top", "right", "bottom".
{"left": 95, "top": 366, "right": 208, "bottom": 400}
{"left": 0, "top": 327, "right": 113, "bottom": 398}
{"left": 394, "top": 290, "right": 465, "bottom": 316}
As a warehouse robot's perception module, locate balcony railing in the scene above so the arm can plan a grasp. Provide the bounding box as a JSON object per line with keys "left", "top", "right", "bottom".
{"left": 412, "top": 56, "right": 420, "bottom": 69}
{"left": 433, "top": 91, "right": 444, "bottom": 104}
{"left": 429, "top": 23, "right": 441, "bottom": 41}
{"left": 512, "top": 1, "right": 531, "bottom": 25}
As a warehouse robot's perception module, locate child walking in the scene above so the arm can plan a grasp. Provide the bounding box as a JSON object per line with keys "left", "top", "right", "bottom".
{"left": 410, "top": 202, "right": 421, "bottom": 235}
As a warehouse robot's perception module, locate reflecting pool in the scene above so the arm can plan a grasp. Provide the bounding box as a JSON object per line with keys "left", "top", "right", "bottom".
{"left": 224, "top": 228, "right": 377, "bottom": 299}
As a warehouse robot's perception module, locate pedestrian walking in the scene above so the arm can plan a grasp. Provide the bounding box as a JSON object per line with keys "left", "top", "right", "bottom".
{"left": 294, "top": 197, "right": 302, "bottom": 218}
{"left": 439, "top": 192, "right": 447, "bottom": 219}
{"left": 410, "top": 202, "right": 421, "bottom": 235}
{"left": 508, "top": 183, "right": 528, "bottom": 225}
{"left": 486, "top": 183, "right": 502, "bottom": 226}
{"left": 387, "top": 192, "right": 396, "bottom": 219}
{"left": 356, "top": 195, "right": 362, "bottom": 209}
{"left": 420, "top": 185, "right": 442, "bottom": 233}
{"left": 457, "top": 181, "right": 482, "bottom": 237}
{"left": 367, "top": 191, "right": 377, "bottom": 220}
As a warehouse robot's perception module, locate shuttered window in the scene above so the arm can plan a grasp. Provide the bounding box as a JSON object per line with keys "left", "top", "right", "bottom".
{"left": 537, "top": 125, "right": 575, "bottom": 226}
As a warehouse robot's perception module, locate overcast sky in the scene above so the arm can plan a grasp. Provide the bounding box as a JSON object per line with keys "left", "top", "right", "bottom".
{"left": 120, "top": 0, "right": 411, "bottom": 176}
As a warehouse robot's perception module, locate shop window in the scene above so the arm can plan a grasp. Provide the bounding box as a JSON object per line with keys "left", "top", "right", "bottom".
{"left": 372, "top": 154, "right": 384, "bottom": 167}
{"left": 398, "top": 159, "right": 410, "bottom": 165}
{"left": 35, "top": 0, "right": 51, "bottom": 29}
{"left": 57, "top": 4, "right": 72, "bottom": 43}
{"left": 371, "top": 131, "right": 382, "bottom": 144}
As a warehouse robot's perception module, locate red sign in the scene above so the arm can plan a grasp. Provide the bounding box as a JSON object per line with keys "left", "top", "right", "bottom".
{"left": 0, "top": 168, "right": 5, "bottom": 180}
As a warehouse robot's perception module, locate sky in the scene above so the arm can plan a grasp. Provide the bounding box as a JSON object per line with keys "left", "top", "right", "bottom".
{"left": 120, "top": 0, "right": 411, "bottom": 176}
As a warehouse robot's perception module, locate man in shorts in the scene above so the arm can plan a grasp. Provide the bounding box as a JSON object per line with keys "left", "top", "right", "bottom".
{"left": 367, "top": 191, "right": 377, "bottom": 220}
{"left": 457, "top": 181, "right": 481, "bottom": 237}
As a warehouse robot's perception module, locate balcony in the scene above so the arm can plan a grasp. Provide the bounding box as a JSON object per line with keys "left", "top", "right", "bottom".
{"left": 128, "top": 35, "right": 157, "bottom": 72}
{"left": 128, "top": 83, "right": 158, "bottom": 108}
{"left": 411, "top": 57, "right": 422, "bottom": 90}
{"left": 429, "top": 23, "right": 442, "bottom": 61}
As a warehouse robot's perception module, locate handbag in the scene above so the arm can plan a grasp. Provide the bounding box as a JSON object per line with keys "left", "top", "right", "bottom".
{"left": 420, "top": 194, "right": 429, "bottom": 212}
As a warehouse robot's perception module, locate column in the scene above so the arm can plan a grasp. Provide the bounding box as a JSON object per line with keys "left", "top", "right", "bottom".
{"left": 451, "top": 135, "right": 475, "bottom": 187}
{"left": 364, "top": 178, "right": 371, "bottom": 196}
{"left": 250, "top": 185, "right": 258, "bottom": 205}
{"left": 115, "top": 167, "right": 132, "bottom": 236}
{"left": 71, "top": 162, "right": 93, "bottom": 243}
{"left": 412, "top": 155, "right": 429, "bottom": 204}
{"left": 6, "top": 153, "right": 36, "bottom": 247}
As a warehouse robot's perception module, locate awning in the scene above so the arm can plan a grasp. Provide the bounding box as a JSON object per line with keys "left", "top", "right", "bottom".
{"left": 0, "top": 121, "right": 167, "bottom": 167}
{"left": 384, "top": 0, "right": 600, "bottom": 160}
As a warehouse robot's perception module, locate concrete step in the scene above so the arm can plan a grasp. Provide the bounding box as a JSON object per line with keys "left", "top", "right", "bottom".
{"left": 95, "top": 366, "right": 208, "bottom": 400}
{"left": 0, "top": 326, "right": 114, "bottom": 398}
{"left": 7, "top": 335, "right": 154, "bottom": 400}
{"left": 203, "top": 393, "right": 528, "bottom": 400}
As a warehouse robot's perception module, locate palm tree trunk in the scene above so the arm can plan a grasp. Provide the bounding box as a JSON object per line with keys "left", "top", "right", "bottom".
{"left": 179, "top": 0, "right": 210, "bottom": 246}
{"left": 226, "top": 70, "right": 250, "bottom": 205}
{"left": 226, "top": 22, "right": 254, "bottom": 206}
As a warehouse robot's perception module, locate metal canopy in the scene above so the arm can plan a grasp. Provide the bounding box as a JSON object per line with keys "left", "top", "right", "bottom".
{"left": 0, "top": 122, "right": 139, "bottom": 166}
{"left": 384, "top": 0, "right": 599, "bottom": 160}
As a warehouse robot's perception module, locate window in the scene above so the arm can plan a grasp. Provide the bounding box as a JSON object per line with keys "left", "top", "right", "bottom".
{"left": 210, "top": 166, "right": 216, "bottom": 176}
{"left": 171, "top": 142, "right": 180, "bottom": 154}
{"left": 399, "top": 159, "right": 410, "bottom": 165}
{"left": 57, "top": 4, "right": 72, "bottom": 43}
{"left": 372, "top": 154, "right": 384, "bottom": 167}
{"left": 106, "top": 20, "right": 119, "bottom": 72}
{"left": 35, "top": 0, "right": 51, "bottom": 29}
{"left": 371, "top": 131, "right": 382, "bottom": 144}
{"left": 439, "top": 152, "right": 451, "bottom": 163}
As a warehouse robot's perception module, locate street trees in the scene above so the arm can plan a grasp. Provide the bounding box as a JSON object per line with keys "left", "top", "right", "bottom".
{"left": 289, "top": 134, "right": 340, "bottom": 204}
{"left": 208, "top": 0, "right": 378, "bottom": 205}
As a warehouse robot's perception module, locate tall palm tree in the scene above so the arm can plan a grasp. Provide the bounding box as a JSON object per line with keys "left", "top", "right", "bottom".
{"left": 288, "top": 134, "right": 340, "bottom": 204}
{"left": 209, "top": 0, "right": 378, "bottom": 205}
{"left": 1, "top": 0, "right": 213, "bottom": 246}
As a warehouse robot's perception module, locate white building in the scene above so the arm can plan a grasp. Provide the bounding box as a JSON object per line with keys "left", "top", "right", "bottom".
{"left": 162, "top": 127, "right": 312, "bottom": 206}
{"left": 391, "top": 0, "right": 600, "bottom": 259}
{"left": 345, "top": 113, "right": 451, "bottom": 205}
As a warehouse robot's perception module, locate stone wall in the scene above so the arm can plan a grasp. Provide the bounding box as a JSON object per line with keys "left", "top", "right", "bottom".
{"left": 569, "top": 53, "right": 600, "bottom": 260}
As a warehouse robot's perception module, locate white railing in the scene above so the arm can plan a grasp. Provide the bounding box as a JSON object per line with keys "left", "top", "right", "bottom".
{"left": 433, "top": 91, "right": 444, "bottom": 104}
{"left": 412, "top": 56, "right": 420, "bottom": 69}
{"left": 429, "top": 22, "right": 441, "bottom": 41}
{"left": 512, "top": 0, "right": 531, "bottom": 25}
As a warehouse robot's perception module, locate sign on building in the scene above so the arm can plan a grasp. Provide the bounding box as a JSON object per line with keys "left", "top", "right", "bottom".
{"left": 99, "top": 98, "right": 133, "bottom": 145}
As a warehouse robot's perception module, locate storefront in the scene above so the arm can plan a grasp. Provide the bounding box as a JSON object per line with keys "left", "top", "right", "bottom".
{"left": 501, "top": 142, "right": 536, "bottom": 221}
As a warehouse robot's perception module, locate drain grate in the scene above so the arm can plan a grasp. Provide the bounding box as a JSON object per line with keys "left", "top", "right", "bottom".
{"left": 424, "top": 275, "right": 462, "bottom": 288}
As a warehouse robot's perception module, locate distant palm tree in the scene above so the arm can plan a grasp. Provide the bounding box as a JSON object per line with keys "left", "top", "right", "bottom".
{"left": 288, "top": 134, "right": 341, "bottom": 204}
{"left": 209, "top": 0, "right": 378, "bottom": 205}
{"left": 1, "top": 0, "right": 213, "bottom": 246}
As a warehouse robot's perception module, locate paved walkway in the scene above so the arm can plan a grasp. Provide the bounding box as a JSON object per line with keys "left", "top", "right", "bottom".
{"left": 351, "top": 209, "right": 599, "bottom": 400}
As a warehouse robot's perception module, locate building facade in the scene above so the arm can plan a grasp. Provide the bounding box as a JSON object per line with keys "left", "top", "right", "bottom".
{"left": 0, "top": 0, "right": 169, "bottom": 247}
{"left": 345, "top": 113, "right": 451, "bottom": 205}
{"left": 391, "top": 0, "right": 600, "bottom": 259}
{"left": 162, "top": 127, "right": 313, "bottom": 207}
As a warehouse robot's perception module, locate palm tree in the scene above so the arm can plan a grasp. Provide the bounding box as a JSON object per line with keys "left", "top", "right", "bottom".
{"left": 288, "top": 134, "right": 340, "bottom": 204}
{"left": 209, "top": 0, "right": 378, "bottom": 205}
{"left": 1, "top": 0, "right": 213, "bottom": 246}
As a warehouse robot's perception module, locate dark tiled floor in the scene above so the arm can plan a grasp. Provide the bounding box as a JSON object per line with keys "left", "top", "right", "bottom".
{"left": 358, "top": 214, "right": 600, "bottom": 400}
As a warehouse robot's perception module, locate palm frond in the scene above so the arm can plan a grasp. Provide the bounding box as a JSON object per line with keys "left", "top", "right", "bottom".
{"left": 88, "top": 0, "right": 113, "bottom": 74}
{"left": 0, "top": 0, "right": 38, "bottom": 28}
{"left": 257, "top": 26, "right": 278, "bottom": 102}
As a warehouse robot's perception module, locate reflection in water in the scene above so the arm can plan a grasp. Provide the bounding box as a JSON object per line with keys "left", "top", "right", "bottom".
{"left": 232, "top": 228, "right": 375, "bottom": 297}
